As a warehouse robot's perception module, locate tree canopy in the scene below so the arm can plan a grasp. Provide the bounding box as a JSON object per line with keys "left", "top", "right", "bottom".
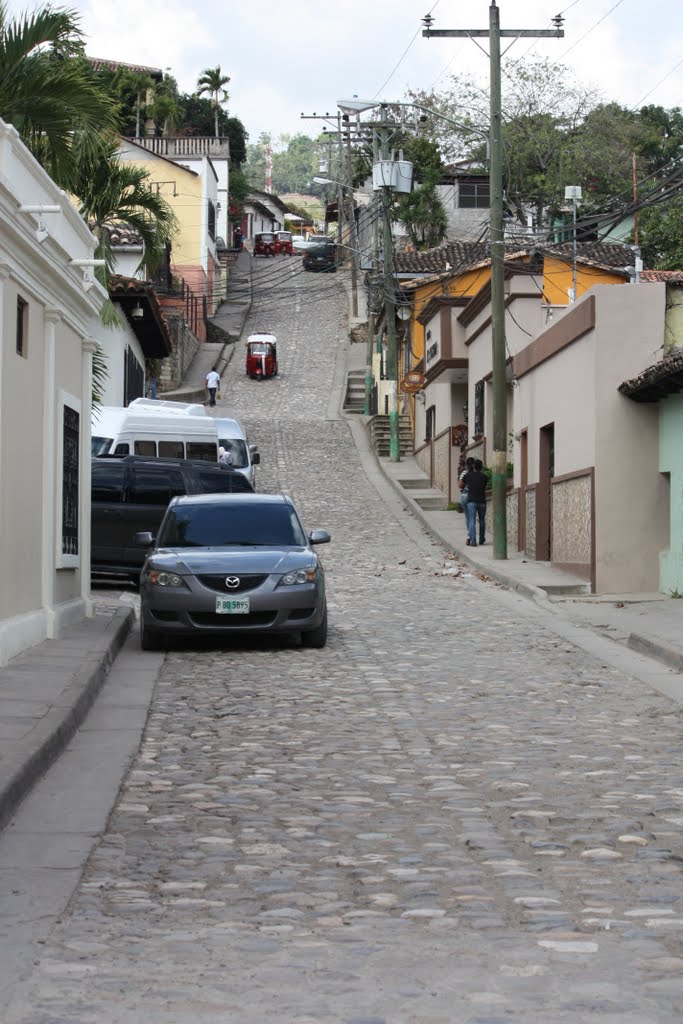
{"left": 0, "top": 3, "right": 118, "bottom": 182}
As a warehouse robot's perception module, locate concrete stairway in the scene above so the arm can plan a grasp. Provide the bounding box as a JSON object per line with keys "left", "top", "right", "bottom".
{"left": 344, "top": 369, "right": 365, "bottom": 413}
{"left": 368, "top": 414, "right": 413, "bottom": 457}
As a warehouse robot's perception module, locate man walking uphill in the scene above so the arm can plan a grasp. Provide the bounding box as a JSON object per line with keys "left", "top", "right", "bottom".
{"left": 462, "top": 458, "right": 488, "bottom": 547}
{"left": 206, "top": 366, "right": 220, "bottom": 407}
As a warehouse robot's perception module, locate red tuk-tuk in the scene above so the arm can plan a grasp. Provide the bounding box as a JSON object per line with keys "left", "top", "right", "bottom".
{"left": 246, "top": 333, "right": 278, "bottom": 380}
{"left": 254, "top": 232, "right": 276, "bottom": 257}
{"left": 275, "top": 230, "right": 293, "bottom": 255}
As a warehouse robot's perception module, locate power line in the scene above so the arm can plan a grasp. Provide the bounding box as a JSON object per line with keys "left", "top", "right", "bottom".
{"left": 553, "top": 0, "right": 626, "bottom": 63}
{"left": 373, "top": 0, "right": 440, "bottom": 99}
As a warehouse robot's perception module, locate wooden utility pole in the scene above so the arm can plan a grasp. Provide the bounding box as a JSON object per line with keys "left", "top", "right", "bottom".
{"left": 423, "top": 2, "right": 564, "bottom": 560}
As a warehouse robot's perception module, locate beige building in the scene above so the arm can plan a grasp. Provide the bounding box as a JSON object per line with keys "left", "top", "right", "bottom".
{"left": 0, "top": 120, "right": 106, "bottom": 664}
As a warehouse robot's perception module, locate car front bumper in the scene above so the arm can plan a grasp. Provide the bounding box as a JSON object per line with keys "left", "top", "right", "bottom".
{"left": 140, "top": 579, "right": 325, "bottom": 636}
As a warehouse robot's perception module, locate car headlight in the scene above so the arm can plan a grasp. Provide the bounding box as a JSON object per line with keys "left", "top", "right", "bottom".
{"left": 146, "top": 569, "right": 187, "bottom": 588}
{"left": 279, "top": 567, "right": 317, "bottom": 586}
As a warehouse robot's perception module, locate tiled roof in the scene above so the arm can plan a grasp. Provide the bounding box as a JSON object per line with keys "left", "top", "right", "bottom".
{"left": 108, "top": 275, "right": 172, "bottom": 358}
{"left": 394, "top": 240, "right": 490, "bottom": 275}
{"left": 619, "top": 348, "right": 683, "bottom": 402}
{"left": 641, "top": 269, "right": 683, "bottom": 283}
{"left": 394, "top": 239, "right": 636, "bottom": 277}
{"left": 104, "top": 224, "right": 144, "bottom": 247}
{"left": 542, "top": 241, "right": 635, "bottom": 272}
{"left": 88, "top": 57, "right": 163, "bottom": 80}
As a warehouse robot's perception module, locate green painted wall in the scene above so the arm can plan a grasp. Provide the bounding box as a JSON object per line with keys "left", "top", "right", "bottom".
{"left": 660, "top": 394, "right": 683, "bottom": 594}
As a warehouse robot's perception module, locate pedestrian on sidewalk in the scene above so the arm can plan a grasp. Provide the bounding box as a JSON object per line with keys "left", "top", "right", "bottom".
{"left": 462, "top": 458, "right": 487, "bottom": 547}
{"left": 206, "top": 366, "right": 220, "bottom": 407}
{"left": 458, "top": 457, "right": 475, "bottom": 539}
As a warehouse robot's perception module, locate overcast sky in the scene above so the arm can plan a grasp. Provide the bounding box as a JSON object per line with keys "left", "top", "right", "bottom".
{"left": 8, "top": 0, "right": 683, "bottom": 146}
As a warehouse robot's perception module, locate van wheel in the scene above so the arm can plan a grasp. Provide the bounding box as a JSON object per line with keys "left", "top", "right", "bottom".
{"left": 301, "top": 607, "right": 327, "bottom": 649}
{"left": 140, "top": 623, "right": 162, "bottom": 651}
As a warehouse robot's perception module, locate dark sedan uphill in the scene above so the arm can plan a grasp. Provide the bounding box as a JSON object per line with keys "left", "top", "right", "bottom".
{"left": 137, "top": 493, "right": 330, "bottom": 650}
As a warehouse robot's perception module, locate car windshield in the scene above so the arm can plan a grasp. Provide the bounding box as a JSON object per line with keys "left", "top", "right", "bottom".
{"left": 216, "top": 437, "right": 249, "bottom": 468}
{"left": 248, "top": 343, "right": 271, "bottom": 355}
{"left": 157, "top": 501, "right": 307, "bottom": 548}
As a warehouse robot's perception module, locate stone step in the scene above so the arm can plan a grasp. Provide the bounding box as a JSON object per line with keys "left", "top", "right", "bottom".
{"left": 414, "top": 495, "right": 448, "bottom": 511}
{"left": 541, "top": 582, "right": 592, "bottom": 597}
{"left": 399, "top": 478, "right": 433, "bottom": 489}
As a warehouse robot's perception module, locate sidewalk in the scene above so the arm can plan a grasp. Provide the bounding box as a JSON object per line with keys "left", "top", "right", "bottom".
{"left": 337, "top": 273, "right": 683, "bottom": 678}
{"left": 0, "top": 605, "right": 133, "bottom": 831}
{"left": 160, "top": 250, "right": 253, "bottom": 405}
{"left": 362, "top": 431, "right": 683, "bottom": 675}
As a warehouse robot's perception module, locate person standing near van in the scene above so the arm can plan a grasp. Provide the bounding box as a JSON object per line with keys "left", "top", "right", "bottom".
{"left": 206, "top": 366, "right": 220, "bottom": 407}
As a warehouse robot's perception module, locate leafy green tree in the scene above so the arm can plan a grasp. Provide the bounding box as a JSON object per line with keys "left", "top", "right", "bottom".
{"left": 70, "top": 134, "right": 177, "bottom": 280}
{"left": 0, "top": 2, "right": 118, "bottom": 181}
{"left": 244, "top": 131, "right": 271, "bottom": 190}
{"left": 228, "top": 166, "right": 250, "bottom": 227}
{"left": 272, "top": 133, "right": 319, "bottom": 193}
{"left": 196, "top": 65, "right": 230, "bottom": 137}
{"left": 638, "top": 195, "right": 683, "bottom": 270}
{"left": 394, "top": 136, "right": 447, "bottom": 249}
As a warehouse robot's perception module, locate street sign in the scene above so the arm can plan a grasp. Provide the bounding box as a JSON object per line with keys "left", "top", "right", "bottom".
{"left": 401, "top": 371, "right": 426, "bottom": 394}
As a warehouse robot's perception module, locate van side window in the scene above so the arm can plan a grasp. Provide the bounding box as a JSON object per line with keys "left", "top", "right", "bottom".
{"left": 187, "top": 442, "right": 217, "bottom": 462}
{"left": 134, "top": 440, "right": 157, "bottom": 456}
{"left": 114, "top": 442, "right": 129, "bottom": 455}
{"left": 130, "top": 467, "right": 185, "bottom": 505}
{"left": 91, "top": 462, "right": 127, "bottom": 503}
{"left": 159, "top": 440, "right": 185, "bottom": 458}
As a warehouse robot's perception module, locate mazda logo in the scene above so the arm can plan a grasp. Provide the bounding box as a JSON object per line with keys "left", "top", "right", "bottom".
{"left": 225, "top": 576, "right": 240, "bottom": 589}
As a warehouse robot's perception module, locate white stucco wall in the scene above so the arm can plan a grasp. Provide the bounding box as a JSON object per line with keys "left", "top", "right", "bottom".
{"left": 0, "top": 120, "right": 105, "bottom": 663}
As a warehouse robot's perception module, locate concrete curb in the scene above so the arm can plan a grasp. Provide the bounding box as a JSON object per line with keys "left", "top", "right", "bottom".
{"left": 344, "top": 414, "right": 554, "bottom": 610}
{"left": 628, "top": 631, "right": 683, "bottom": 673}
{"left": 0, "top": 605, "right": 134, "bottom": 832}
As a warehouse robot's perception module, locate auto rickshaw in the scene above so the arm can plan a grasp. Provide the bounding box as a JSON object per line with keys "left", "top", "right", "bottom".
{"left": 254, "top": 232, "right": 276, "bottom": 257}
{"left": 246, "top": 333, "right": 278, "bottom": 380}
{"left": 275, "top": 230, "right": 293, "bottom": 255}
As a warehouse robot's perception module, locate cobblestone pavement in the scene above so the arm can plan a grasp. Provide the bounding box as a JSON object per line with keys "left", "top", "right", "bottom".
{"left": 8, "top": 257, "right": 683, "bottom": 1023}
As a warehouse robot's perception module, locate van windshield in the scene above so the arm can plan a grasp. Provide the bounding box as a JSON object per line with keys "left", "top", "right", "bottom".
{"left": 217, "top": 438, "right": 248, "bottom": 468}
{"left": 92, "top": 435, "right": 113, "bottom": 456}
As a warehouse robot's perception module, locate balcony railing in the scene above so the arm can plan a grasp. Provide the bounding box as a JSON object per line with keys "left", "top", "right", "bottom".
{"left": 126, "top": 136, "right": 231, "bottom": 159}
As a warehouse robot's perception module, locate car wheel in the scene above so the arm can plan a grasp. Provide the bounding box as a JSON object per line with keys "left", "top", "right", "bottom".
{"left": 140, "top": 622, "right": 162, "bottom": 651}
{"left": 301, "top": 606, "right": 328, "bottom": 649}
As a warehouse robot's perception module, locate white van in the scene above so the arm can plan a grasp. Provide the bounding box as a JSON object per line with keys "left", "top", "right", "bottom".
{"left": 91, "top": 406, "right": 219, "bottom": 462}
{"left": 214, "top": 416, "right": 260, "bottom": 487}
{"left": 127, "top": 398, "right": 208, "bottom": 417}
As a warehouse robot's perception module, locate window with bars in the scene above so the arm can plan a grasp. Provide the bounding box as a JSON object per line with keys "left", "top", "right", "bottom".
{"left": 16, "top": 296, "right": 28, "bottom": 357}
{"left": 208, "top": 199, "right": 216, "bottom": 241}
{"left": 458, "top": 178, "right": 490, "bottom": 209}
{"left": 474, "top": 380, "right": 484, "bottom": 435}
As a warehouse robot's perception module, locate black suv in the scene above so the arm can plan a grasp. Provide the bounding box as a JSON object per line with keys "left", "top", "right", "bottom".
{"left": 91, "top": 456, "right": 253, "bottom": 582}
{"left": 302, "top": 241, "right": 337, "bottom": 273}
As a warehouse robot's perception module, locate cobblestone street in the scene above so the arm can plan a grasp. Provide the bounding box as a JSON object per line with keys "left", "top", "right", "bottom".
{"left": 8, "top": 258, "right": 683, "bottom": 1023}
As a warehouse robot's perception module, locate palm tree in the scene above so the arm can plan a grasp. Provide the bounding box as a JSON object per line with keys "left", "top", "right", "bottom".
{"left": 197, "top": 65, "right": 230, "bottom": 137}
{"left": 70, "top": 135, "right": 177, "bottom": 279}
{"left": 0, "top": 2, "right": 118, "bottom": 181}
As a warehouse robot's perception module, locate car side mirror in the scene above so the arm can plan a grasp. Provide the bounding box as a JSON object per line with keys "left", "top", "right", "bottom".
{"left": 251, "top": 452, "right": 261, "bottom": 465}
{"left": 309, "top": 529, "right": 330, "bottom": 545}
{"left": 135, "top": 531, "right": 155, "bottom": 547}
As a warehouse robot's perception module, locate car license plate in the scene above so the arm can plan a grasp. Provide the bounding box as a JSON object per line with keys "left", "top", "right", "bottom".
{"left": 216, "top": 596, "right": 250, "bottom": 614}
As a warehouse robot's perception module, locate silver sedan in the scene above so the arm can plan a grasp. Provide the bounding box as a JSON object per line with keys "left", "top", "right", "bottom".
{"left": 137, "top": 493, "right": 330, "bottom": 650}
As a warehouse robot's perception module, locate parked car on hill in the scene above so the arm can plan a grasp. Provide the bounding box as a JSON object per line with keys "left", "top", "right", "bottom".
{"left": 137, "top": 493, "right": 330, "bottom": 650}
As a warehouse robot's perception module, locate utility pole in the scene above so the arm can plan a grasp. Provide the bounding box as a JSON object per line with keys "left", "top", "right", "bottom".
{"left": 365, "top": 128, "right": 380, "bottom": 415}
{"left": 423, "top": 3, "right": 564, "bottom": 560}
{"left": 343, "top": 117, "right": 359, "bottom": 318}
{"left": 380, "top": 123, "right": 400, "bottom": 462}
